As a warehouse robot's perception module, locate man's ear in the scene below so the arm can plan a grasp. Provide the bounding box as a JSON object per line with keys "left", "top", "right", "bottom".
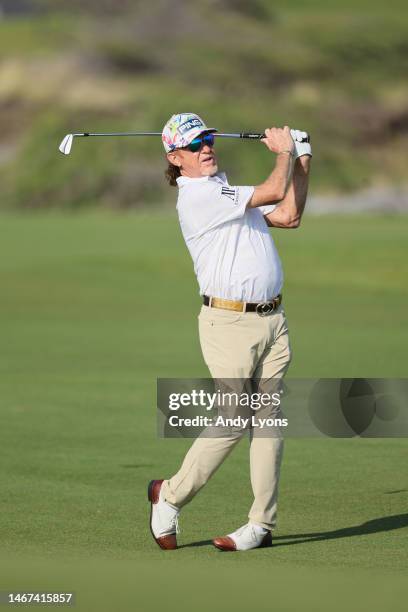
{"left": 167, "top": 151, "right": 181, "bottom": 168}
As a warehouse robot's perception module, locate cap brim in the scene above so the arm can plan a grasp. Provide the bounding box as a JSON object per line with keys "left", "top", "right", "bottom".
{"left": 185, "top": 127, "right": 218, "bottom": 145}
{"left": 164, "top": 127, "right": 219, "bottom": 152}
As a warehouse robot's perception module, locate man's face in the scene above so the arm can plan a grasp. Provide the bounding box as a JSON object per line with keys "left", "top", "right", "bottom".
{"left": 167, "top": 132, "right": 218, "bottom": 178}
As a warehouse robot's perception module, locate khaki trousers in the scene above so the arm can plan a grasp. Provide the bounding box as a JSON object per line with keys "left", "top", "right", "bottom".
{"left": 162, "top": 303, "right": 291, "bottom": 529}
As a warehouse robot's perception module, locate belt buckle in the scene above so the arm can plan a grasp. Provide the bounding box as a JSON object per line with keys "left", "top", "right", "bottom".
{"left": 256, "top": 302, "right": 273, "bottom": 317}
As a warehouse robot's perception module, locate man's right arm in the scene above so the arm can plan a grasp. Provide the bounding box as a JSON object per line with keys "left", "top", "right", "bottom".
{"left": 247, "top": 126, "right": 295, "bottom": 208}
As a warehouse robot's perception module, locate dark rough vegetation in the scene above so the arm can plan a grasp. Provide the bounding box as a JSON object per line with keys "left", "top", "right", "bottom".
{"left": 0, "top": 0, "right": 407, "bottom": 209}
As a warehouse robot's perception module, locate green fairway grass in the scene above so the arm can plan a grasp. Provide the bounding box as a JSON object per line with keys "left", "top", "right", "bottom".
{"left": 0, "top": 213, "right": 407, "bottom": 610}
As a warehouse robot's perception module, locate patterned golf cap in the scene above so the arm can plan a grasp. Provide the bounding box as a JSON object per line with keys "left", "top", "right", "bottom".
{"left": 162, "top": 113, "right": 217, "bottom": 152}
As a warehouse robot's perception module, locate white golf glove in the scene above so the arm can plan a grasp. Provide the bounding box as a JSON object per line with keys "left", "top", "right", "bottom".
{"left": 290, "top": 129, "right": 312, "bottom": 159}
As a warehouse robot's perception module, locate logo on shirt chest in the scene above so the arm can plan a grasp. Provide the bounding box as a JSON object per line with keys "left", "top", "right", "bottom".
{"left": 221, "top": 186, "right": 236, "bottom": 202}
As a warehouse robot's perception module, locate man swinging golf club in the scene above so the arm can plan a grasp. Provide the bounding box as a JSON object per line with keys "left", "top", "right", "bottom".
{"left": 149, "top": 112, "right": 312, "bottom": 551}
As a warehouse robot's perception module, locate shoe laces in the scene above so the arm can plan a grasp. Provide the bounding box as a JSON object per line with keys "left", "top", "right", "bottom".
{"left": 170, "top": 514, "right": 180, "bottom": 535}
{"left": 233, "top": 524, "right": 260, "bottom": 542}
{"left": 233, "top": 524, "right": 252, "bottom": 538}
{"left": 249, "top": 525, "right": 259, "bottom": 542}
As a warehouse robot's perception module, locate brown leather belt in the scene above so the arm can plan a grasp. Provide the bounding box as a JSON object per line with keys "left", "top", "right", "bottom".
{"left": 203, "top": 294, "right": 282, "bottom": 316}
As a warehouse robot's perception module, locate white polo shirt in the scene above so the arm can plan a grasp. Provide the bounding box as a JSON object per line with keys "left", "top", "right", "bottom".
{"left": 176, "top": 172, "right": 283, "bottom": 302}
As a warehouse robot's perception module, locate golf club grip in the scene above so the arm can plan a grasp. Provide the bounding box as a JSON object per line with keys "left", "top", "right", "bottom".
{"left": 241, "top": 133, "right": 266, "bottom": 139}
{"left": 241, "top": 132, "right": 310, "bottom": 143}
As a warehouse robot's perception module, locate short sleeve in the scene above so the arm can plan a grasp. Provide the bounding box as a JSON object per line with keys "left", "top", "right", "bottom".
{"left": 178, "top": 183, "right": 254, "bottom": 238}
{"left": 259, "top": 204, "right": 277, "bottom": 216}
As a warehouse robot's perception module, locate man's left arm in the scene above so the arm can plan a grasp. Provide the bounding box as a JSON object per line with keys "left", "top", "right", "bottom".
{"left": 264, "top": 157, "right": 311, "bottom": 228}
{"left": 264, "top": 130, "right": 312, "bottom": 228}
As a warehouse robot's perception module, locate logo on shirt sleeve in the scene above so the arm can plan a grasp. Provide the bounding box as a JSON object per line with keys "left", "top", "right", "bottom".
{"left": 221, "top": 186, "right": 237, "bottom": 202}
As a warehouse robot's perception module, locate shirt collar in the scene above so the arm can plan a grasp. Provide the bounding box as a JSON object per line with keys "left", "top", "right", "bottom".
{"left": 176, "top": 172, "right": 228, "bottom": 187}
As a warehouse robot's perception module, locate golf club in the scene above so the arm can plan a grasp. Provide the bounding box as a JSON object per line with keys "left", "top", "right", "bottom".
{"left": 58, "top": 131, "right": 310, "bottom": 155}
{"left": 59, "top": 132, "right": 266, "bottom": 156}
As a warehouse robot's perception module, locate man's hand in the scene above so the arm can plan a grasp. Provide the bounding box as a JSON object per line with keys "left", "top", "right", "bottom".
{"left": 290, "top": 129, "right": 312, "bottom": 159}
{"left": 261, "top": 126, "right": 294, "bottom": 155}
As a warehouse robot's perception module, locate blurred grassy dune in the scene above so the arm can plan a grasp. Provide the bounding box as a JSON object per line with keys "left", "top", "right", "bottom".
{"left": 0, "top": 0, "right": 407, "bottom": 209}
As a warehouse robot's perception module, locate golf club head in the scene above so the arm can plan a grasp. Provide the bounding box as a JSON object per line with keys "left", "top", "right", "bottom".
{"left": 59, "top": 134, "right": 74, "bottom": 155}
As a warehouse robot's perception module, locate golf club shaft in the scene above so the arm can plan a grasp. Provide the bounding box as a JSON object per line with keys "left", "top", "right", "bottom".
{"left": 71, "top": 132, "right": 266, "bottom": 138}
{"left": 73, "top": 132, "right": 162, "bottom": 137}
